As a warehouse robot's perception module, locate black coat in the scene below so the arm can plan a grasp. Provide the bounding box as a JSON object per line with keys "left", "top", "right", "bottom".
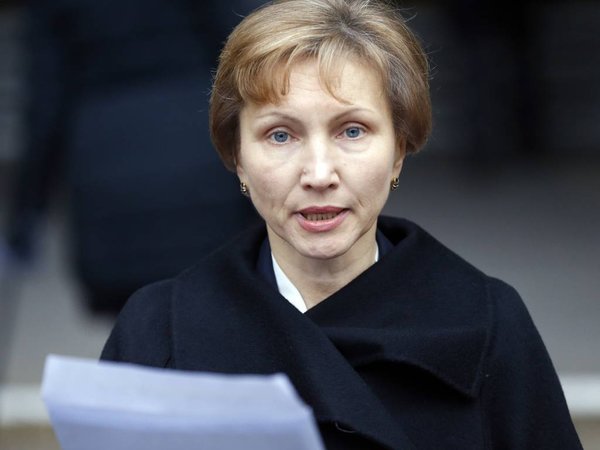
{"left": 101, "top": 216, "right": 582, "bottom": 449}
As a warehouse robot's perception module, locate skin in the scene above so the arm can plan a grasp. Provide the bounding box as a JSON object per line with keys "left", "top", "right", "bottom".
{"left": 237, "top": 58, "right": 404, "bottom": 308}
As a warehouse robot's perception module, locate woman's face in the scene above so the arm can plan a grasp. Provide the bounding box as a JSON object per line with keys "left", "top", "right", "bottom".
{"left": 237, "top": 59, "right": 404, "bottom": 265}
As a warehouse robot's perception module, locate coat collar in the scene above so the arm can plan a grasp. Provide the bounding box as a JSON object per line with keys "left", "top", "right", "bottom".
{"left": 256, "top": 216, "right": 491, "bottom": 398}
{"left": 171, "top": 216, "right": 492, "bottom": 450}
{"left": 306, "top": 216, "right": 492, "bottom": 398}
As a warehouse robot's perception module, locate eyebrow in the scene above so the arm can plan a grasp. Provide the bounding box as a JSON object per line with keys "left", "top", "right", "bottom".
{"left": 254, "top": 107, "right": 376, "bottom": 123}
{"left": 254, "top": 111, "right": 303, "bottom": 126}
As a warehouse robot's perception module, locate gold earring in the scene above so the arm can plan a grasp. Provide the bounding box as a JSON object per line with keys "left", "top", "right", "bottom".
{"left": 390, "top": 177, "right": 400, "bottom": 191}
{"left": 240, "top": 182, "right": 250, "bottom": 197}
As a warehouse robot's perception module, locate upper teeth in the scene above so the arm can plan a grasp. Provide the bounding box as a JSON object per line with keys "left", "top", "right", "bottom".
{"left": 305, "top": 212, "right": 338, "bottom": 221}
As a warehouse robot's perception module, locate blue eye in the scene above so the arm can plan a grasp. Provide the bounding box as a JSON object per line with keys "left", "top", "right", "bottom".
{"left": 344, "top": 126, "right": 363, "bottom": 139}
{"left": 270, "top": 131, "right": 290, "bottom": 143}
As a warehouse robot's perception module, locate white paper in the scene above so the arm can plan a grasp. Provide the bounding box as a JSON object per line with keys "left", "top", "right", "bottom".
{"left": 41, "top": 355, "right": 324, "bottom": 450}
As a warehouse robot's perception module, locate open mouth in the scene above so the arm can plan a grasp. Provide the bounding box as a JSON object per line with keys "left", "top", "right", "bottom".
{"left": 301, "top": 212, "right": 341, "bottom": 221}
{"left": 296, "top": 208, "right": 348, "bottom": 232}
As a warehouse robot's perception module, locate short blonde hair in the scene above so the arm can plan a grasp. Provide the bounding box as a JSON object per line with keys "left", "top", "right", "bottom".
{"left": 210, "top": 0, "right": 431, "bottom": 171}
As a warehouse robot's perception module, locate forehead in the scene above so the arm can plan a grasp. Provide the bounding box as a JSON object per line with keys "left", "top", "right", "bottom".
{"left": 248, "top": 58, "right": 388, "bottom": 111}
{"left": 238, "top": 51, "right": 387, "bottom": 103}
{"left": 295, "top": 58, "right": 380, "bottom": 93}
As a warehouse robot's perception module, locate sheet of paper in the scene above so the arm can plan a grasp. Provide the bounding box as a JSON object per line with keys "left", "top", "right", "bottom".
{"left": 41, "top": 355, "right": 324, "bottom": 450}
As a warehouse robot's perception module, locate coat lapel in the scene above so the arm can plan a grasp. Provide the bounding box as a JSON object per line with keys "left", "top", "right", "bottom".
{"left": 307, "top": 217, "right": 492, "bottom": 398}
{"left": 171, "top": 226, "right": 417, "bottom": 450}
{"left": 170, "top": 216, "right": 491, "bottom": 449}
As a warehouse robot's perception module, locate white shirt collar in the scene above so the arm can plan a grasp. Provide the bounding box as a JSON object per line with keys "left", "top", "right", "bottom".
{"left": 271, "top": 245, "right": 379, "bottom": 314}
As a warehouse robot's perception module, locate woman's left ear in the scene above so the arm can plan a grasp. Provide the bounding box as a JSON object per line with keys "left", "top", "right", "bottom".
{"left": 393, "top": 139, "right": 406, "bottom": 177}
{"left": 235, "top": 158, "right": 245, "bottom": 180}
{"left": 236, "top": 162, "right": 251, "bottom": 197}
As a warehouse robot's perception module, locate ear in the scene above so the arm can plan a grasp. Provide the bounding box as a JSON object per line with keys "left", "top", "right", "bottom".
{"left": 392, "top": 137, "right": 406, "bottom": 178}
{"left": 235, "top": 155, "right": 246, "bottom": 183}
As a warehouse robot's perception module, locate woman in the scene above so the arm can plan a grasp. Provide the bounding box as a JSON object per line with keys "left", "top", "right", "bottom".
{"left": 102, "top": 0, "right": 582, "bottom": 448}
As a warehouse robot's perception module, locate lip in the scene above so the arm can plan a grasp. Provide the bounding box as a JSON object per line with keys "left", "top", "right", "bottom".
{"left": 295, "top": 206, "right": 349, "bottom": 233}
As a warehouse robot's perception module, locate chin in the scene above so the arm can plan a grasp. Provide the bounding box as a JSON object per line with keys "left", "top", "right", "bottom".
{"left": 298, "top": 239, "right": 351, "bottom": 260}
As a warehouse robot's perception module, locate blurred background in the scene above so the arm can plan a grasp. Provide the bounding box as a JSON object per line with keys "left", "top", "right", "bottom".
{"left": 1, "top": 0, "right": 599, "bottom": 448}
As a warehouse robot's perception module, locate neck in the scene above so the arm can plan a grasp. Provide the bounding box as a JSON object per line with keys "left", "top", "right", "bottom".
{"left": 269, "top": 227, "right": 378, "bottom": 309}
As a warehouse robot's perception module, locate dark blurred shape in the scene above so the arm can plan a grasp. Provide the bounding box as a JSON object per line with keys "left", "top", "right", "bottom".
{"left": 437, "top": 0, "right": 540, "bottom": 163}
{"left": 5, "top": 0, "right": 264, "bottom": 315}
{"left": 404, "top": 0, "right": 600, "bottom": 162}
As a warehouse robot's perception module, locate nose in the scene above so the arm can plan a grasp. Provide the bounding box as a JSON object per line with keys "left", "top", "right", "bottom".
{"left": 300, "top": 138, "right": 340, "bottom": 191}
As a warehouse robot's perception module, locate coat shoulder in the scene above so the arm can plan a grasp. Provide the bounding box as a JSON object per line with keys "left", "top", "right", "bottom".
{"left": 479, "top": 277, "right": 583, "bottom": 448}
{"left": 100, "top": 279, "right": 174, "bottom": 368}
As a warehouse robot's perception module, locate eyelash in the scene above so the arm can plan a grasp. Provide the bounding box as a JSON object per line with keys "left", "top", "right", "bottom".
{"left": 340, "top": 125, "right": 365, "bottom": 140}
{"left": 268, "top": 130, "right": 291, "bottom": 144}
{"left": 266, "top": 124, "right": 367, "bottom": 144}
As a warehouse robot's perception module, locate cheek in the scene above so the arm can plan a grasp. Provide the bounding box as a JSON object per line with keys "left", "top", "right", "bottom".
{"left": 367, "top": 174, "right": 392, "bottom": 207}
{"left": 245, "top": 161, "right": 292, "bottom": 207}
{"left": 249, "top": 169, "right": 274, "bottom": 192}
{"left": 239, "top": 148, "right": 273, "bottom": 192}
{"left": 355, "top": 159, "right": 394, "bottom": 194}
{"left": 349, "top": 162, "right": 394, "bottom": 213}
